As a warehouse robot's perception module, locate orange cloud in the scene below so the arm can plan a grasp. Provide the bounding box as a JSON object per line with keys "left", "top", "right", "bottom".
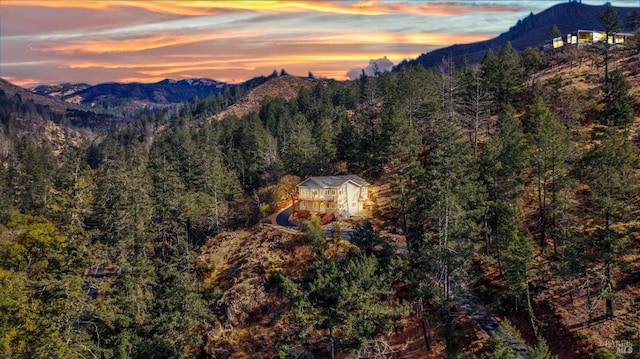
{"left": 3, "top": 0, "right": 516, "bottom": 16}
{"left": 32, "top": 29, "right": 266, "bottom": 55}
{"left": 1, "top": 76, "right": 42, "bottom": 88}
{"left": 2, "top": 1, "right": 217, "bottom": 16}
{"left": 34, "top": 26, "right": 491, "bottom": 56}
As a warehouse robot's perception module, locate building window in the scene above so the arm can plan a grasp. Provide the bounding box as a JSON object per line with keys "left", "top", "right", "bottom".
{"left": 352, "top": 202, "right": 356, "bottom": 207}
{"left": 312, "top": 190, "right": 318, "bottom": 197}
{"left": 339, "top": 203, "right": 343, "bottom": 209}
{"left": 325, "top": 190, "right": 330, "bottom": 196}
{"left": 331, "top": 189, "right": 336, "bottom": 195}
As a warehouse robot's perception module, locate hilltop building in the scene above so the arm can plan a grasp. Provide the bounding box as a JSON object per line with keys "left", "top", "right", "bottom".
{"left": 546, "top": 29, "right": 635, "bottom": 50}
{"left": 294, "top": 175, "right": 369, "bottom": 221}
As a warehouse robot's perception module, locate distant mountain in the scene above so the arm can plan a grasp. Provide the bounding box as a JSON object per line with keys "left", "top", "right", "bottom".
{"left": 29, "top": 82, "right": 92, "bottom": 104}
{"left": 0, "top": 77, "right": 121, "bottom": 131}
{"left": 30, "top": 78, "right": 230, "bottom": 114}
{"left": 1, "top": 77, "right": 73, "bottom": 114}
{"left": 400, "top": 2, "right": 639, "bottom": 70}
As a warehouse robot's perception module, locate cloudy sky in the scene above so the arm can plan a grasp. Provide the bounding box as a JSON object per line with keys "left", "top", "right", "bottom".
{"left": 1, "top": 1, "right": 637, "bottom": 87}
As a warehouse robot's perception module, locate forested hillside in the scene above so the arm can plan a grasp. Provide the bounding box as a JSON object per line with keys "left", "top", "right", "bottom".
{"left": 401, "top": 1, "right": 640, "bottom": 69}
{"left": 1, "top": 6, "right": 640, "bottom": 358}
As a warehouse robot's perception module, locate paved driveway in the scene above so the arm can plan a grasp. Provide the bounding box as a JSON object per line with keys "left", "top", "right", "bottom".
{"left": 275, "top": 206, "right": 298, "bottom": 229}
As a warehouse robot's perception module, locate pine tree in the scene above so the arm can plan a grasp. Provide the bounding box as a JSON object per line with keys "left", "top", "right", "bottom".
{"left": 312, "top": 117, "right": 336, "bottom": 175}
{"left": 579, "top": 127, "right": 639, "bottom": 319}
{"left": 303, "top": 255, "right": 402, "bottom": 358}
{"left": 481, "top": 42, "right": 522, "bottom": 113}
{"left": 599, "top": 69, "right": 635, "bottom": 128}
{"left": 480, "top": 105, "right": 527, "bottom": 269}
{"left": 598, "top": 3, "right": 621, "bottom": 85}
{"left": 458, "top": 58, "right": 492, "bottom": 157}
{"left": 410, "top": 114, "right": 482, "bottom": 353}
{"left": 524, "top": 97, "right": 571, "bottom": 254}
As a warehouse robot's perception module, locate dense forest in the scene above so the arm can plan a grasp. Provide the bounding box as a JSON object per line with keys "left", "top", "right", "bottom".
{"left": 1, "top": 6, "right": 640, "bottom": 358}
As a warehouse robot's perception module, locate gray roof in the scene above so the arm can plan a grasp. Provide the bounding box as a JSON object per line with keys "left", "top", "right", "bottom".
{"left": 298, "top": 175, "right": 369, "bottom": 189}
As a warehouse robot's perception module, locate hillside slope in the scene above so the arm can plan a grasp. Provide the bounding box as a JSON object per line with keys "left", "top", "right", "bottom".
{"left": 209, "top": 75, "right": 326, "bottom": 121}
{"left": 402, "top": 2, "right": 639, "bottom": 70}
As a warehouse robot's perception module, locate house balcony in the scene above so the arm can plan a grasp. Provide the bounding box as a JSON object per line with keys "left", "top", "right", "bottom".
{"left": 296, "top": 194, "right": 339, "bottom": 201}
{"left": 294, "top": 198, "right": 340, "bottom": 213}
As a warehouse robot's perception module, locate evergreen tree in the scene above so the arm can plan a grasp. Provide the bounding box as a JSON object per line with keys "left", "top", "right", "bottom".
{"left": 598, "top": 3, "right": 621, "bottom": 85}
{"left": 282, "top": 114, "right": 317, "bottom": 178}
{"left": 579, "top": 127, "right": 639, "bottom": 318}
{"left": 303, "top": 255, "right": 402, "bottom": 358}
{"left": 334, "top": 110, "right": 363, "bottom": 173}
{"left": 480, "top": 105, "right": 527, "bottom": 269}
{"left": 312, "top": 117, "right": 337, "bottom": 174}
{"left": 458, "top": 58, "right": 492, "bottom": 157}
{"left": 549, "top": 24, "right": 562, "bottom": 39}
{"left": 9, "top": 140, "right": 56, "bottom": 215}
{"left": 525, "top": 97, "right": 571, "bottom": 253}
{"left": 481, "top": 42, "right": 522, "bottom": 113}
{"left": 599, "top": 69, "right": 635, "bottom": 128}
{"left": 410, "top": 114, "right": 482, "bottom": 354}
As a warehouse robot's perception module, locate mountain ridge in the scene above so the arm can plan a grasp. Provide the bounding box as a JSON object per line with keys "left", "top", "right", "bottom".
{"left": 30, "top": 77, "right": 230, "bottom": 108}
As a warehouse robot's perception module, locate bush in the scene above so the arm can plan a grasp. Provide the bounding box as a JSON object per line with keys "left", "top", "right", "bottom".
{"left": 593, "top": 348, "right": 616, "bottom": 359}
{"left": 299, "top": 215, "right": 325, "bottom": 252}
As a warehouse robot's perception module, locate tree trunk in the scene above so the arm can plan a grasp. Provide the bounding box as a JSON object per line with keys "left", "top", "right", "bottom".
{"left": 537, "top": 155, "right": 547, "bottom": 250}
{"left": 330, "top": 326, "right": 335, "bottom": 359}
{"left": 418, "top": 298, "right": 431, "bottom": 352}
{"left": 605, "top": 262, "right": 614, "bottom": 318}
{"left": 526, "top": 282, "right": 539, "bottom": 338}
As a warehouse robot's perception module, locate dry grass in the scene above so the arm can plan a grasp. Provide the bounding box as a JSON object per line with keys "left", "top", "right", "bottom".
{"left": 209, "top": 76, "right": 327, "bottom": 122}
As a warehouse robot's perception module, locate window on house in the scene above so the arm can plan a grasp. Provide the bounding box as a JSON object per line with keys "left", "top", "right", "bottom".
{"left": 352, "top": 202, "right": 356, "bottom": 207}
{"left": 325, "top": 190, "right": 330, "bottom": 196}
{"left": 320, "top": 203, "right": 325, "bottom": 210}
{"left": 339, "top": 203, "right": 343, "bottom": 209}
{"left": 312, "top": 190, "right": 318, "bottom": 197}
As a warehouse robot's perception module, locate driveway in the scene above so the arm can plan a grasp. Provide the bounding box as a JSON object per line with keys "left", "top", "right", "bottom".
{"left": 275, "top": 206, "right": 298, "bottom": 229}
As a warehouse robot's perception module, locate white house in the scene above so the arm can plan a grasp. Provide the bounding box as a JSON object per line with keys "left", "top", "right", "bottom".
{"left": 294, "top": 175, "right": 369, "bottom": 219}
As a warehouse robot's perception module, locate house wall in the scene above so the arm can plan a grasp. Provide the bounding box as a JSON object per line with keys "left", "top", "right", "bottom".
{"left": 295, "top": 180, "right": 369, "bottom": 219}
{"left": 345, "top": 182, "right": 363, "bottom": 216}
{"left": 296, "top": 183, "right": 343, "bottom": 215}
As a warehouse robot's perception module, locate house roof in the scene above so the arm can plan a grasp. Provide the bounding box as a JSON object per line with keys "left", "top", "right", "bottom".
{"left": 297, "top": 175, "right": 369, "bottom": 189}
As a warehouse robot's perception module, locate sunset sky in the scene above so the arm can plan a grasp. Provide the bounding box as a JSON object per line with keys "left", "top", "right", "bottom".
{"left": 1, "top": 0, "right": 637, "bottom": 87}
